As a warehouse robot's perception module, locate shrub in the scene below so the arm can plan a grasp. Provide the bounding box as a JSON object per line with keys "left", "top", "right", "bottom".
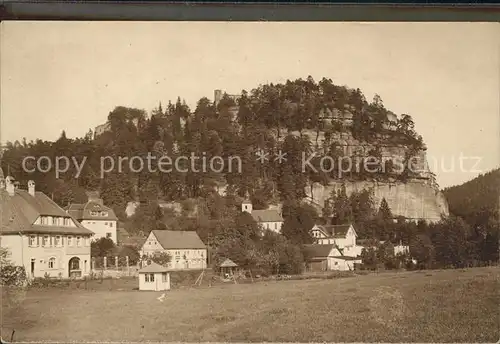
{"left": 0, "top": 265, "right": 27, "bottom": 287}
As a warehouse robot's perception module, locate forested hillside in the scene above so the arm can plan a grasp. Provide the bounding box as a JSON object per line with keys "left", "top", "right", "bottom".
{"left": 1, "top": 76, "right": 496, "bottom": 271}
{"left": 443, "top": 169, "right": 499, "bottom": 231}
{"left": 1, "top": 76, "right": 424, "bottom": 218}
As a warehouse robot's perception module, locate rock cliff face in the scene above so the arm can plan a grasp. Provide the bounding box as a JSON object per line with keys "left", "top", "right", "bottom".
{"left": 305, "top": 180, "right": 449, "bottom": 222}
{"left": 296, "top": 129, "right": 449, "bottom": 222}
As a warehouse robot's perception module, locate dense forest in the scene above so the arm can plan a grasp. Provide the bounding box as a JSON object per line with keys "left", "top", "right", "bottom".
{"left": 2, "top": 76, "right": 497, "bottom": 272}
{"left": 1, "top": 76, "right": 424, "bottom": 218}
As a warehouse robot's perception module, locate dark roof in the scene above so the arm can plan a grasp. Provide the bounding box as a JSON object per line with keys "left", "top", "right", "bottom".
{"left": 251, "top": 209, "right": 283, "bottom": 223}
{"left": 139, "top": 261, "right": 169, "bottom": 273}
{"left": 1, "top": 188, "right": 93, "bottom": 235}
{"left": 303, "top": 244, "right": 335, "bottom": 259}
{"left": 150, "top": 230, "right": 206, "bottom": 250}
{"left": 65, "top": 201, "right": 118, "bottom": 221}
{"left": 313, "top": 224, "right": 354, "bottom": 238}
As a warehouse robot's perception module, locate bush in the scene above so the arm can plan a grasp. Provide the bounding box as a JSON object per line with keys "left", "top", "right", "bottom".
{"left": 0, "top": 265, "right": 27, "bottom": 287}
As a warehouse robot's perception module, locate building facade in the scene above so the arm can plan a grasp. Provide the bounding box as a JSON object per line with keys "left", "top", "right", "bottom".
{"left": 310, "top": 224, "right": 358, "bottom": 256}
{"left": 66, "top": 192, "right": 118, "bottom": 244}
{"left": 241, "top": 200, "right": 284, "bottom": 233}
{"left": 140, "top": 230, "right": 207, "bottom": 270}
{"left": 0, "top": 177, "right": 93, "bottom": 279}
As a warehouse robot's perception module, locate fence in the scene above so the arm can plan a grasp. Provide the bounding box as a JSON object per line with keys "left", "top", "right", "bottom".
{"left": 91, "top": 256, "right": 139, "bottom": 278}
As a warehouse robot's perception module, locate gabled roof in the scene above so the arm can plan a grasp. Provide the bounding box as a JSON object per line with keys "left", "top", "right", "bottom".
{"left": 0, "top": 188, "right": 93, "bottom": 235}
{"left": 312, "top": 224, "right": 356, "bottom": 239}
{"left": 150, "top": 230, "right": 206, "bottom": 250}
{"left": 302, "top": 244, "right": 335, "bottom": 260}
{"left": 220, "top": 258, "right": 238, "bottom": 268}
{"left": 138, "top": 261, "right": 169, "bottom": 273}
{"left": 251, "top": 209, "right": 283, "bottom": 223}
{"left": 65, "top": 201, "right": 118, "bottom": 221}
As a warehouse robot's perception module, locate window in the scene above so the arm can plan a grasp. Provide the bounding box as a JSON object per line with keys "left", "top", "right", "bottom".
{"left": 55, "top": 236, "right": 61, "bottom": 247}
{"left": 109, "top": 222, "right": 113, "bottom": 227}
{"left": 162, "top": 272, "right": 168, "bottom": 282}
{"left": 48, "top": 257, "right": 55, "bottom": 269}
{"left": 104, "top": 222, "right": 108, "bottom": 226}
{"left": 76, "top": 236, "right": 82, "bottom": 247}
{"left": 67, "top": 236, "right": 73, "bottom": 246}
{"left": 106, "top": 233, "right": 112, "bottom": 239}
{"left": 42, "top": 235, "right": 49, "bottom": 247}
{"left": 29, "top": 235, "right": 37, "bottom": 247}
{"left": 145, "top": 273, "right": 155, "bottom": 282}
{"left": 40, "top": 217, "right": 47, "bottom": 225}
{"left": 64, "top": 218, "right": 70, "bottom": 226}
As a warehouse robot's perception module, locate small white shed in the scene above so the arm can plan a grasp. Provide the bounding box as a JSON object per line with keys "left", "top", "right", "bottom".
{"left": 138, "top": 261, "right": 171, "bottom": 291}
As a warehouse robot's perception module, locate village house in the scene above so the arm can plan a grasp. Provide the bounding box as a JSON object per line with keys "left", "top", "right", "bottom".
{"left": 65, "top": 192, "right": 118, "bottom": 244}
{"left": 0, "top": 175, "right": 93, "bottom": 279}
{"left": 140, "top": 230, "right": 207, "bottom": 270}
{"left": 310, "top": 224, "right": 361, "bottom": 256}
{"left": 242, "top": 200, "right": 284, "bottom": 233}
{"left": 304, "top": 224, "right": 363, "bottom": 271}
{"left": 303, "top": 244, "right": 362, "bottom": 272}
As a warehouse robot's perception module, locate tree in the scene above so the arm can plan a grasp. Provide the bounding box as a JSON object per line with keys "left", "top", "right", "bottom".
{"left": 429, "top": 215, "right": 472, "bottom": 268}
{"left": 378, "top": 197, "right": 393, "bottom": 221}
{"left": 91, "top": 237, "right": 116, "bottom": 258}
{"left": 409, "top": 234, "right": 435, "bottom": 269}
{"left": 147, "top": 252, "right": 172, "bottom": 267}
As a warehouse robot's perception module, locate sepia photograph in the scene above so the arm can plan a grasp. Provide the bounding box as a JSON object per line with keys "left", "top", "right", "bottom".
{"left": 0, "top": 21, "right": 499, "bottom": 342}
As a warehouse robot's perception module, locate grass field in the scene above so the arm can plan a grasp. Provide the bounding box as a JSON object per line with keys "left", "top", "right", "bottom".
{"left": 2, "top": 267, "right": 498, "bottom": 342}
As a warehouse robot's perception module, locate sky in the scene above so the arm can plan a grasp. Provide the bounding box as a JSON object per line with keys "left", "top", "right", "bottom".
{"left": 1, "top": 21, "right": 499, "bottom": 188}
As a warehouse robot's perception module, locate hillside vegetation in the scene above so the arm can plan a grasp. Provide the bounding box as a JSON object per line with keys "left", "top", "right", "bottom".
{"left": 2, "top": 76, "right": 424, "bottom": 217}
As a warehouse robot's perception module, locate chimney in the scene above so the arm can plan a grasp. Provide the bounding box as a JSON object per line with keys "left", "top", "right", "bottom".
{"left": 5, "top": 176, "right": 15, "bottom": 196}
{"left": 28, "top": 180, "right": 35, "bottom": 196}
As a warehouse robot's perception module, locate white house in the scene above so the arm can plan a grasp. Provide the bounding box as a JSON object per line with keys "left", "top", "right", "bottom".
{"left": 310, "top": 224, "right": 361, "bottom": 257}
{"left": 66, "top": 192, "right": 118, "bottom": 244}
{"left": 140, "top": 230, "right": 207, "bottom": 270}
{"left": 138, "top": 261, "right": 171, "bottom": 291}
{"left": 303, "top": 244, "right": 362, "bottom": 272}
{"left": 242, "top": 200, "right": 284, "bottom": 233}
{"left": 304, "top": 224, "right": 363, "bottom": 271}
{"left": 0, "top": 177, "right": 93, "bottom": 279}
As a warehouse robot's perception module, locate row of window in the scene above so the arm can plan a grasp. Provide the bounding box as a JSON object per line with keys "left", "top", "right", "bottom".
{"left": 28, "top": 235, "right": 90, "bottom": 248}
{"left": 40, "top": 216, "right": 73, "bottom": 227}
{"left": 85, "top": 221, "right": 114, "bottom": 227}
{"left": 262, "top": 222, "right": 279, "bottom": 230}
{"left": 90, "top": 211, "right": 109, "bottom": 217}
{"left": 144, "top": 272, "right": 168, "bottom": 283}
{"left": 31, "top": 257, "right": 88, "bottom": 271}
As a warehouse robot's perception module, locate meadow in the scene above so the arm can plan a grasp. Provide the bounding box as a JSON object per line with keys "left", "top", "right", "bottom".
{"left": 1, "top": 267, "right": 498, "bottom": 342}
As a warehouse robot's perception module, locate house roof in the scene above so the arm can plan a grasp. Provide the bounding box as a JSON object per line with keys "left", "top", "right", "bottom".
{"left": 302, "top": 244, "right": 335, "bottom": 259}
{"left": 65, "top": 201, "right": 118, "bottom": 221}
{"left": 251, "top": 209, "right": 283, "bottom": 223}
{"left": 0, "top": 188, "right": 93, "bottom": 235}
{"left": 313, "top": 224, "right": 355, "bottom": 238}
{"left": 219, "top": 258, "right": 238, "bottom": 268}
{"left": 138, "top": 261, "right": 169, "bottom": 273}
{"left": 150, "top": 230, "right": 206, "bottom": 250}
